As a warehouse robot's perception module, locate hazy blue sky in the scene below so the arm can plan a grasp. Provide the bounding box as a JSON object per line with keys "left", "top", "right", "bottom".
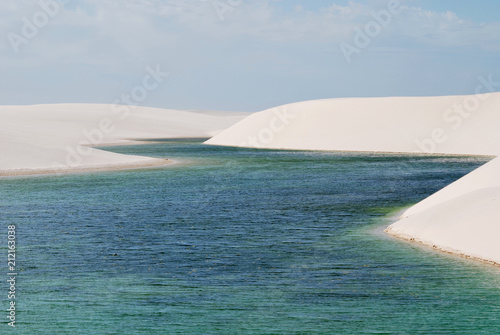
{"left": 1, "top": 0, "right": 499, "bottom": 111}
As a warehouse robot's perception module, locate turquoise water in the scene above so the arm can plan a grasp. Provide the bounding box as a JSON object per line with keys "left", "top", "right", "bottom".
{"left": 1, "top": 139, "right": 500, "bottom": 334}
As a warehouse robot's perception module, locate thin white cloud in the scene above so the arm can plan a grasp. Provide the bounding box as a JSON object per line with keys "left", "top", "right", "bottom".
{"left": 3, "top": 0, "right": 499, "bottom": 59}
{"left": 1, "top": 0, "right": 499, "bottom": 108}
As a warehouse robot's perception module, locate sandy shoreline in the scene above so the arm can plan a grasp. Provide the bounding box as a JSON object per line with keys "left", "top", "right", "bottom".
{"left": 371, "top": 208, "right": 500, "bottom": 268}
{"left": 0, "top": 158, "right": 172, "bottom": 178}
{"left": 206, "top": 144, "right": 497, "bottom": 158}
{"left": 0, "top": 104, "right": 249, "bottom": 177}
{"left": 385, "top": 226, "right": 500, "bottom": 268}
{"left": 3, "top": 99, "right": 500, "bottom": 268}
{"left": 207, "top": 93, "right": 500, "bottom": 268}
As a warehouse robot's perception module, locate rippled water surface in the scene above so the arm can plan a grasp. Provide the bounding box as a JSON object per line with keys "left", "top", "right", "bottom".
{"left": 1, "top": 139, "right": 499, "bottom": 334}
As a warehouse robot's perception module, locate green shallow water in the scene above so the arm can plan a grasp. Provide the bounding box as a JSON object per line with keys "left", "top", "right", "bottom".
{"left": 1, "top": 139, "right": 499, "bottom": 334}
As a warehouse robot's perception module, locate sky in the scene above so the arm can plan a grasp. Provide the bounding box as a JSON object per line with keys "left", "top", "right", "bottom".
{"left": 1, "top": 0, "right": 500, "bottom": 112}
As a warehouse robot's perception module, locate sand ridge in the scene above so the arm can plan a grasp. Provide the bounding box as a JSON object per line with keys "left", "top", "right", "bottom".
{"left": 206, "top": 93, "right": 500, "bottom": 266}
{"left": 0, "top": 104, "right": 249, "bottom": 176}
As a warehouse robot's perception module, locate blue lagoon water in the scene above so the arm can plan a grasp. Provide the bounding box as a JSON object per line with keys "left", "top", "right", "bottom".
{"left": 1, "top": 139, "right": 500, "bottom": 334}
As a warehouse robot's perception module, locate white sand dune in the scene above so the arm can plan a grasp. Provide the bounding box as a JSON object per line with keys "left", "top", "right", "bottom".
{"left": 206, "top": 93, "right": 500, "bottom": 265}
{"left": 206, "top": 94, "right": 500, "bottom": 156}
{"left": 3, "top": 96, "right": 500, "bottom": 265}
{"left": 386, "top": 155, "right": 500, "bottom": 265}
{"left": 386, "top": 186, "right": 500, "bottom": 265}
{"left": 0, "top": 104, "right": 247, "bottom": 175}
